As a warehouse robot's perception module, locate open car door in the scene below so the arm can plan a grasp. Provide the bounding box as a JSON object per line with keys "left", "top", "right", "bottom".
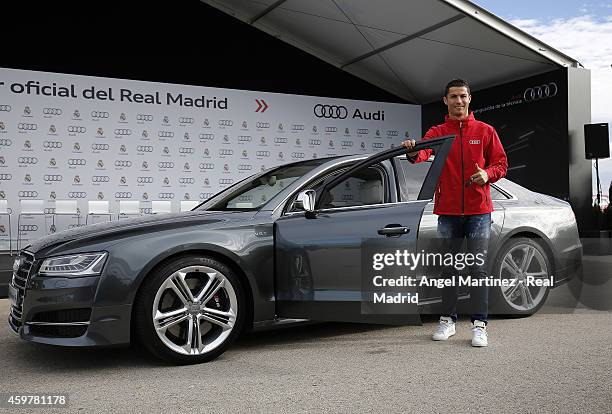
{"left": 274, "top": 135, "right": 455, "bottom": 324}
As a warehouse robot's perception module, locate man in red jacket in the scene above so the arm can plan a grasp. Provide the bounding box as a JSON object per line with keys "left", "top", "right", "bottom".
{"left": 402, "top": 79, "right": 507, "bottom": 347}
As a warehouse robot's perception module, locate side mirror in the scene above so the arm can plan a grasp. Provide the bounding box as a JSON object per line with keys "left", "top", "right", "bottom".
{"left": 295, "top": 190, "right": 316, "bottom": 212}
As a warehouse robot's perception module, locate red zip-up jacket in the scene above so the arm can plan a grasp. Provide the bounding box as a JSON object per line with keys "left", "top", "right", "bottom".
{"left": 409, "top": 112, "right": 508, "bottom": 215}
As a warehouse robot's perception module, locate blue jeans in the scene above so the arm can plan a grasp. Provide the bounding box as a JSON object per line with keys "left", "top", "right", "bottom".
{"left": 437, "top": 214, "right": 491, "bottom": 324}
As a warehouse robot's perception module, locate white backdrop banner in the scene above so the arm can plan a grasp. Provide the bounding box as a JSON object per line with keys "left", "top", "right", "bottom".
{"left": 0, "top": 67, "right": 421, "bottom": 249}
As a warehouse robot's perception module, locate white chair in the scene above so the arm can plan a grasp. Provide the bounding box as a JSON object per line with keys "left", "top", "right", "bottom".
{"left": 0, "top": 200, "right": 12, "bottom": 254}
{"left": 118, "top": 200, "right": 141, "bottom": 220}
{"left": 151, "top": 200, "right": 172, "bottom": 214}
{"left": 17, "top": 200, "right": 46, "bottom": 250}
{"left": 52, "top": 200, "right": 80, "bottom": 230}
{"left": 180, "top": 200, "right": 199, "bottom": 211}
{"left": 86, "top": 200, "right": 113, "bottom": 225}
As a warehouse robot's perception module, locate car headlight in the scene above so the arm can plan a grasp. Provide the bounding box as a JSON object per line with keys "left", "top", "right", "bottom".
{"left": 39, "top": 252, "right": 108, "bottom": 276}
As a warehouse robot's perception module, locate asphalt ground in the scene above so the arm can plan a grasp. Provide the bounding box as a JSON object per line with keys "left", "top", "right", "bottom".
{"left": 0, "top": 256, "right": 611, "bottom": 413}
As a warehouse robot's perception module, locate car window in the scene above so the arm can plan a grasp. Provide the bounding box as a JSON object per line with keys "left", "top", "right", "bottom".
{"left": 394, "top": 156, "right": 432, "bottom": 201}
{"left": 285, "top": 162, "right": 388, "bottom": 212}
{"left": 322, "top": 165, "right": 387, "bottom": 209}
{"left": 491, "top": 185, "right": 510, "bottom": 200}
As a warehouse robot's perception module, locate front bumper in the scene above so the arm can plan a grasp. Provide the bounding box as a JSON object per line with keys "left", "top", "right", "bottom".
{"left": 8, "top": 253, "right": 131, "bottom": 347}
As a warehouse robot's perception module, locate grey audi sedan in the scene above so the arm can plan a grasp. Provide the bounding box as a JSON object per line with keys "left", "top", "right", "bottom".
{"left": 8, "top": 136, "right": 582, "bottom": 363}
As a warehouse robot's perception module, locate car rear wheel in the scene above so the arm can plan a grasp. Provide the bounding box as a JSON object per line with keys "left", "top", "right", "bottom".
{"left": 490, "top": 238, "right": 551, "bottom": 316}
{"left": 135, "top": 255, "right": 245, "bottom": 364}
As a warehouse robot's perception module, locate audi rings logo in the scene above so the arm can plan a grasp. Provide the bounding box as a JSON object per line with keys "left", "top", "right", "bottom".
{"left": 341, "top": 141, "right": 353, "bottom": 147}
{"left": 68, "top": 126, "right": 86, "bottom": 133}
{"left": 91, "top": 111, "right": 110, "bottom": 119}
{"left": 292, "top": 124, "right": 305, "bottom": 131}
{"left": 18, "top": 123, "right": 38, "bottom": 131}
{"left": 291, "top": 152, "right": 305, "bottom": 159}
{"left": 137, "top": 145, "right": 154, "bottom": 152}
{"left": 18, "top": 157, "right": 38, "bottom": 165}
{"left": 42, "top": 140, "right": 62, "bottom": 149}
{"left": 199, "top": 163, "right": 215, "bottom": 170}
{"left": 43, "top": 108, "right": 62, "bottom": 115}
{"left": 274, "top": 137, "right": 288, "bottom": 144}
{"left": 200, "top": 193, "right": 213, "bottom": 200}
{"left": 325, "top": 127, "right": 338, "bottom": 133}
{"left": 0, "top": 105, "right": 11, "bottom": 112}
{"left": 357, "top": 128, "right": 369, "bottom": 135}
{"left": 256, "top": 151, "right": 270, "bottom": 157}
{"left": 115, "top": 160, "right": 133, "bottom": 168}
{"left": 179, "top": 147, "right": 195, "bottom": 154}
{"left": 219, "top": 178, "right": 233, "bottom": 185}
{"left": 314, "top": 104, "right": 348, "bottom": 119}
{"left": 68, "top": 159, "right": 86, "bottom": 166}
{"left": 158, "top": 131, "right": 174, "bottom": 138}
{"left": 179, "top": 177, "right": 195, "bottom": 184}
{"left": 137, "top": 177, "right": 154, "bottom": 184}
{"left": 0, "top": 174, "right": 13, "bottom": 181}
{"left": 158, "top": 192, "right": 174, "bottom": 199}
{"left": 68, "top": 192, "right": 87, "bottom": 199}
{"left": 256, "top": 122, "right": 270, "bottom": 129}
{"left": 238, "top": 164, "right": 252, "bottom": 171}
{"left": 309, "top": 139, "right": 321, "bottom": 146}
{"left": 20, "top": 225, "right": 38, "bottom": 232}
{"left": 386, "top": 130, "right": 399, "bottom": 137}
{"left": 158, "top": 161, "right": 175, "bottom": 169}
{"left": 179, "top": 117, "right": 194, "bottom": 124}
{"left": 115, "top": 192, "right": 132, "bottom": 199}
{"left": 0, "top": 139, "right": 12, "bottom": 147}
{"left": 92, "top": 176, "right": 110, "bottom": 183}
{"left": 199, "top": 133, "right": 214, "bottom": 140}
{"left": 44, "top": 174, "right": 63, "bottom": 182}
{"left": 92, "top": 143, "right": 109, "bottom": 151}
{"left": 114, "top": 128, "right": 131, "bottom": 136}
{"left": 372, "top": 142, "right": 384, "bottom": 149}
{"left": 524, "top": 83, "right": 558, "bottom": 102}
{"left": 137, "top": 114, "right": 153, "bottom": 121}
{"left": 219, "top": 149, "right": 234, "bottom": 156}
{"left": 18, "top": 191, "right": 38, "bottom": 198}
{"left": 238, "top": 135, "right": 252, "bottom": 143}
{"left": 218, "top": 120, "right": 233, "bottom": 127}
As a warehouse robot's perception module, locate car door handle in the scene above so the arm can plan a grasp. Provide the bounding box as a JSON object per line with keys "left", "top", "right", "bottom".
{"left": 377, "top": 225, "right": 410, "bottom": 236}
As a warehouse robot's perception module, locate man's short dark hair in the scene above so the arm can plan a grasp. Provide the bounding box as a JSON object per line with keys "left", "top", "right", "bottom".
{"left": 445, "top": 79, "right": 471, "bottom": 96}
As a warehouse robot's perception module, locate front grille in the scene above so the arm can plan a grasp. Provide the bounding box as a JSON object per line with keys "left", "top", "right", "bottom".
{"left": 8, "top": 251, "right": 35, "bottom": 332}
{"left": 29, "top": 325, "right": 88, "bottom": 338}
{"left": 31, "top": 308, "right": 92, "bottom": 324}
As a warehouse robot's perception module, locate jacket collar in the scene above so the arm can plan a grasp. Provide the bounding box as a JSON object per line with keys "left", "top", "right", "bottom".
{"left": 444, "top": 111, "right": 475, "bottom": 126}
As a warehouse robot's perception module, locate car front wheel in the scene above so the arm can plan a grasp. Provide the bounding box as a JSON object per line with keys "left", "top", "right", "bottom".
{"left": 135, "top": 255, "right": 245, "bottom": 364}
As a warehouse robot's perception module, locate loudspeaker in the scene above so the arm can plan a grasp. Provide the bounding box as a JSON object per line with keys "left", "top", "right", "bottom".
{"left": 584, "top": 123, "right": 610, "bottom": 159}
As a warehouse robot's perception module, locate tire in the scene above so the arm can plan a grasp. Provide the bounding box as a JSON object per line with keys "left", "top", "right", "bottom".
{"left": 490, "top": 237, "right": 551, "bottom": 317}
{"left": 134, "top": 255, "right": 246, "bottom": 364}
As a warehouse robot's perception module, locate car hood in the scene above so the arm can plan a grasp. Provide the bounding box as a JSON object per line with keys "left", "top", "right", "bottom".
{"left": 24, "top": 210, "right": 257, "bottom": 255}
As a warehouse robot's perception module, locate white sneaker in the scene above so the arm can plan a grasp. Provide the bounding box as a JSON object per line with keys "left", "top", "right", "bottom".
{"left": 432, "top": 316, "right": 456, "bottom": 341}
{"left": 471, "top": 320, "right": 488, "bottom": 347}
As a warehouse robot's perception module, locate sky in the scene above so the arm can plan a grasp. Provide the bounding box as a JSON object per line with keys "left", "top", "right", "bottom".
{"left": 472, "top": 0, "right": 612, "bottom": 202}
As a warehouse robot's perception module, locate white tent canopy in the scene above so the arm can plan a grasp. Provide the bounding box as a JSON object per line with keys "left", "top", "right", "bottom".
{"left": 202, "top": 0, "right": 581, "bottom": 103}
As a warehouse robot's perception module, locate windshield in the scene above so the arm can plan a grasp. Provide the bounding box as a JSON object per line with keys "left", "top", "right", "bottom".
{"left": 200, "top": 158, "right": 331, "bottom": 211}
